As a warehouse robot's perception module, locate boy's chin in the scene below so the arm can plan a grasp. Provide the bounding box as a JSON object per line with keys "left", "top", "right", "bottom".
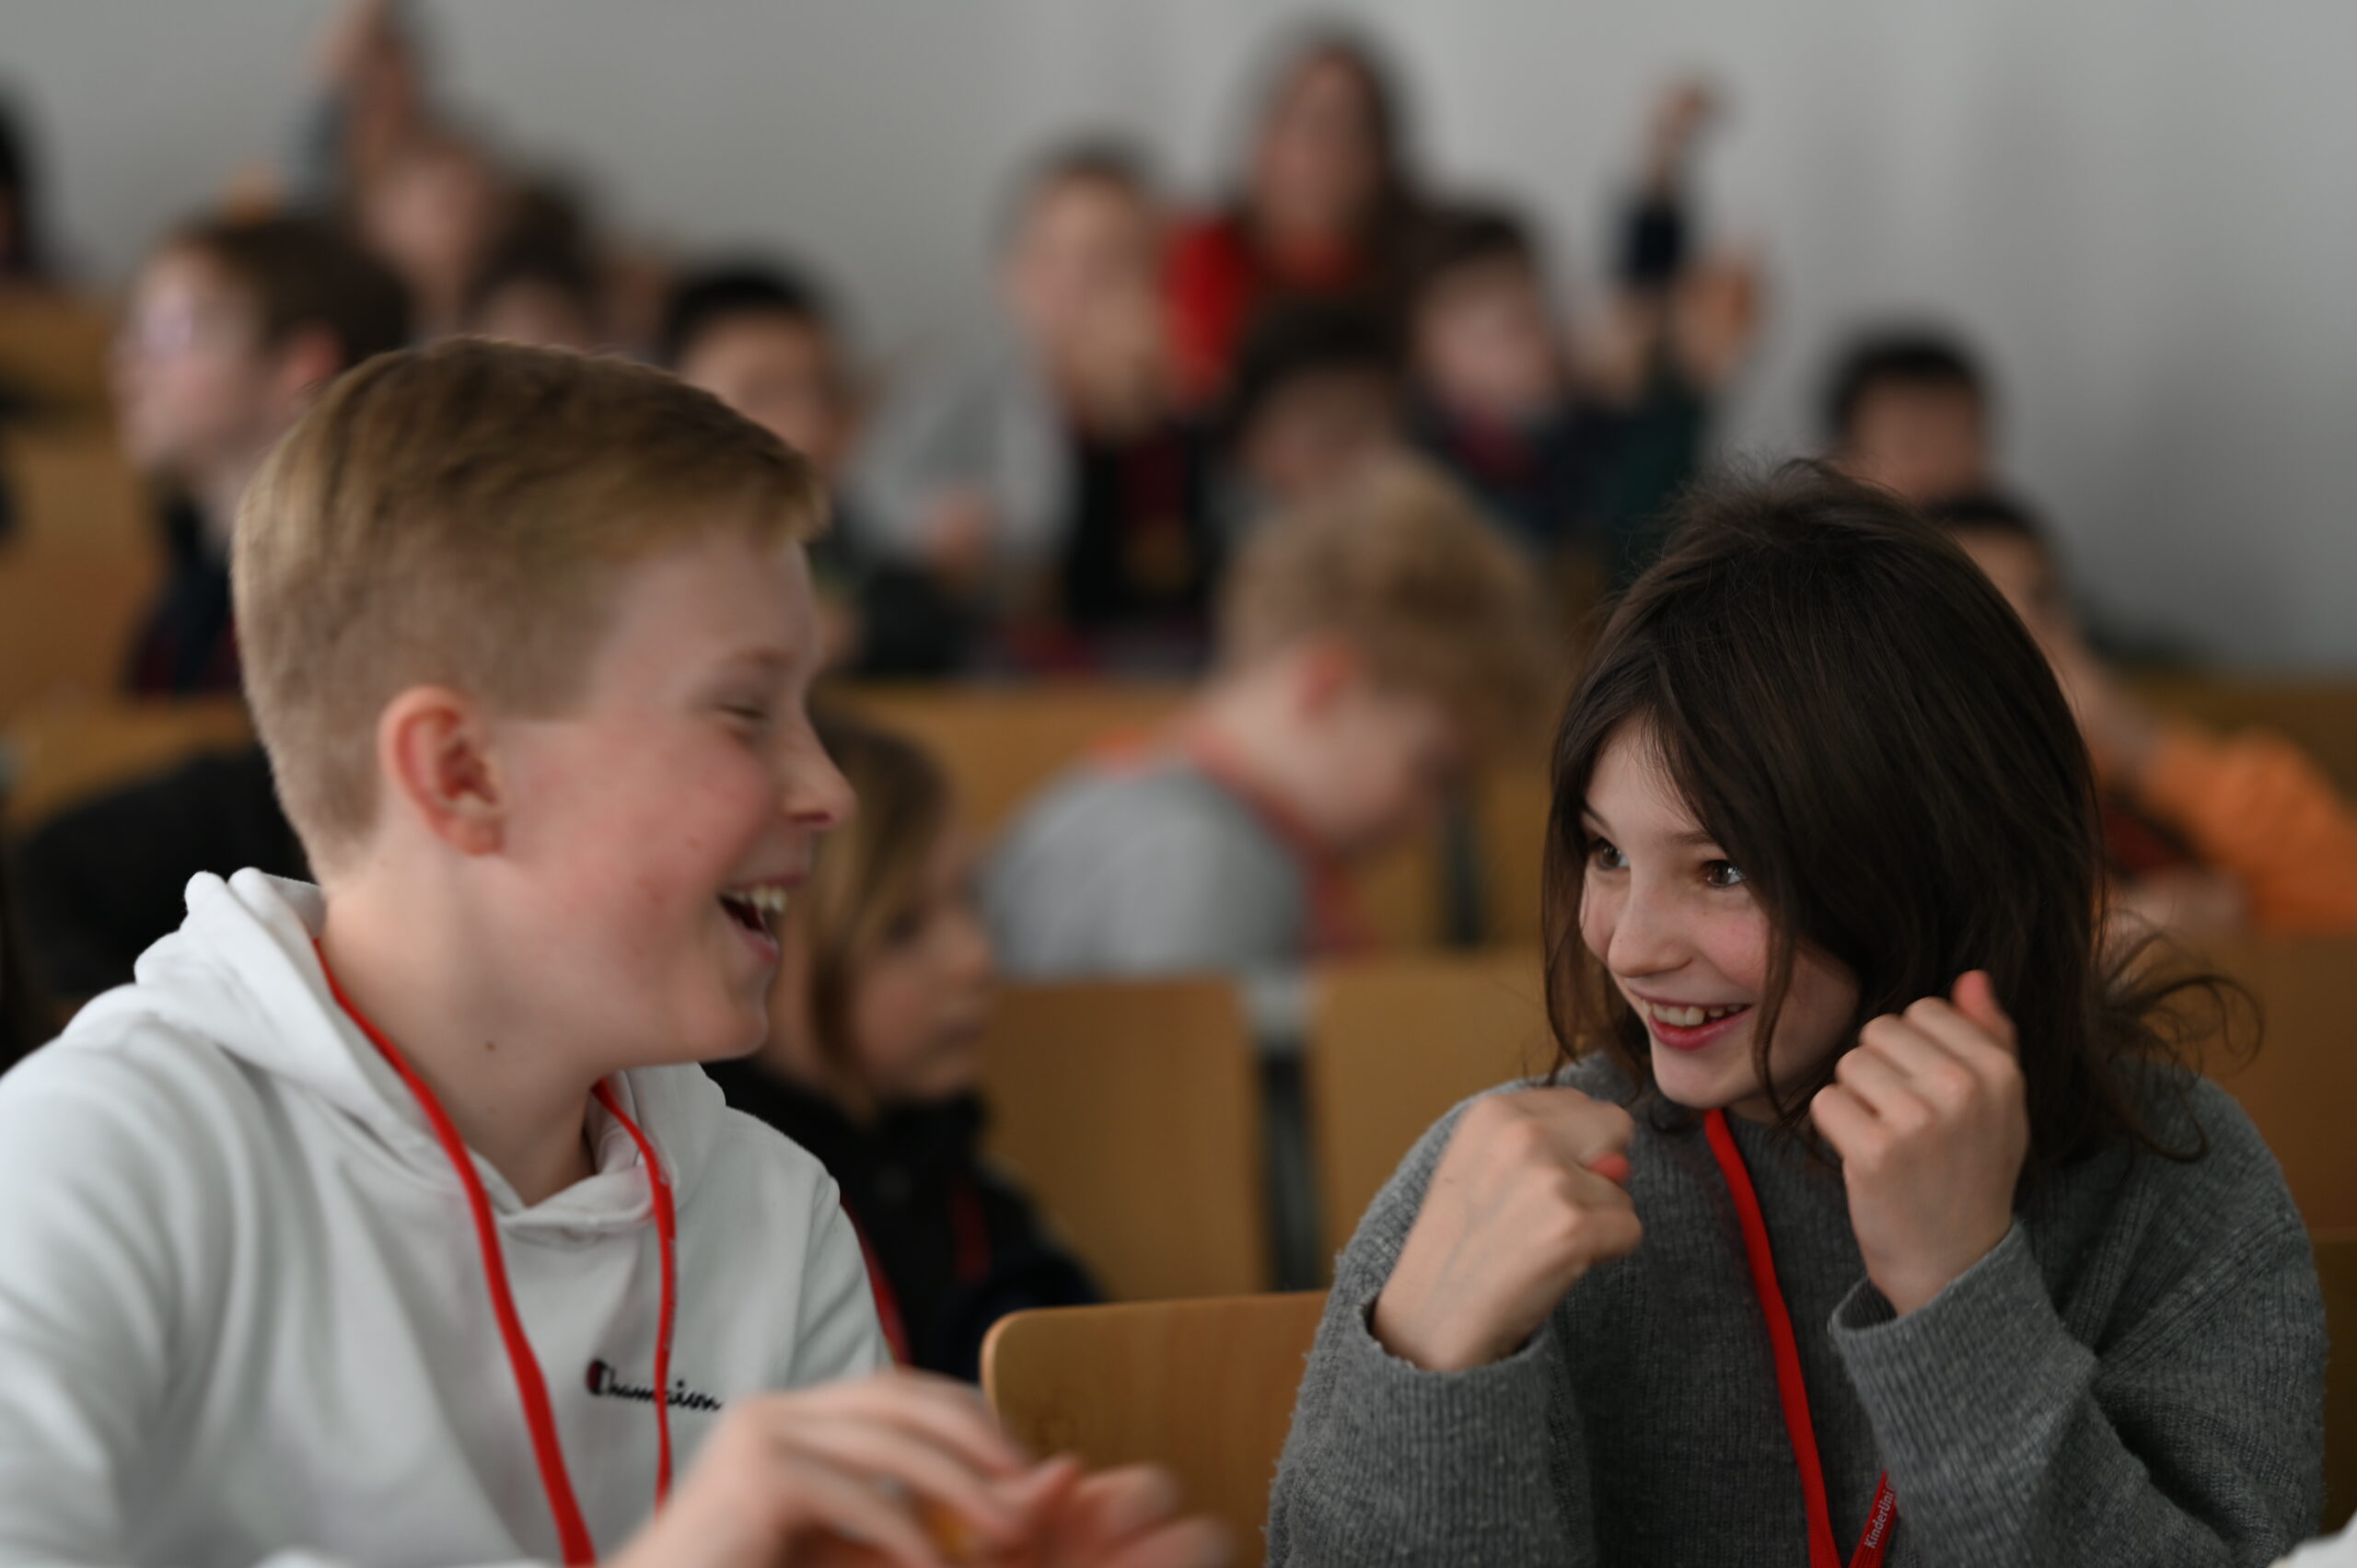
{"left": 648, "top": 993, "right": 772, "bottom": 1067}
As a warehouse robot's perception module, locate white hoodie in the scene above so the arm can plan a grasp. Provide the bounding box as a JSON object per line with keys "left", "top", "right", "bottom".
{"left": 0, "top": 871, "right": 888, "bottom": 1568}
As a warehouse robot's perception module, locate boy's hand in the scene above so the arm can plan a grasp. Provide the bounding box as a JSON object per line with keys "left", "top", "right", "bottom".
{"left": 1372, "top": 1088, "right": 1642, "bottom": 1373}
{"left": 607, "top": 1371, "right": 1030, "bottom": 1568}
{"left": 932, "top": 1458, "right": 1230, "bottom": 1568}
{"left": 1809, "top": 971, "right": 2029, "bottom": 1316}
{"left": 606, "top": 1371, "right": 1229, "bottom": 1568}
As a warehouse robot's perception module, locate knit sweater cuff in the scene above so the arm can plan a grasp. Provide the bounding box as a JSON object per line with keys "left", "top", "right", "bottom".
{"left": 1313, "top": 1286, "right": 1570, "bottom": 1534}
{"left": 1829, "top": 1225, "right": 2097, "bottom": 1514}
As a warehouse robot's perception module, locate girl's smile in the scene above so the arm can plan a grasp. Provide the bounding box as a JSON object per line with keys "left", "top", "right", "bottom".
{"left": 1620, "top": 988, "right": 1756, "bottom": 1052}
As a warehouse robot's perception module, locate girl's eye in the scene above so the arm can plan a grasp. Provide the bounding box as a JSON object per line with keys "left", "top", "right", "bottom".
{"left": 1587, "top": 839, "right": 1627, "bottom": 872}
{"left": 1703, "top": 860, "right": 1747, "bottom": 889}
{"left": 882, "top": 906, "right": 925, "bottom": 948}
{"left": 722, "top": 703, "right": 773, "bottom": 729}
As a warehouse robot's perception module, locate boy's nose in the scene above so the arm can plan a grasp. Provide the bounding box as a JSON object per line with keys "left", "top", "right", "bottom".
{"left": 785, "top": 749, "right": 857, "bottom": 831}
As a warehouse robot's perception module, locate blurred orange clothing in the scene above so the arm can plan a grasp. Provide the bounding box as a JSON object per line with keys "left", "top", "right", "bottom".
{"left": 2122, "top": 720, "right": 2357, "bottom": 933}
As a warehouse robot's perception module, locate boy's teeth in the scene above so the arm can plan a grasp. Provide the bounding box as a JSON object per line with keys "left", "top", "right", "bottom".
{"left": 737, "top": 886, "right": 792, "bottom": 916}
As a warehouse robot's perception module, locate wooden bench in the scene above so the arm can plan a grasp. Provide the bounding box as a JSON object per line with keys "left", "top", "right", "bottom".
{"left": 982, "top": 1292, "right": 1325, "bottom": 1568}
{"left": 980, "top": 978, "right": 1270, "bottom": 1302}
{"left": 0, "top": 699, "right": 252, "bottom": 832}
{"left": 0, "top": 294, "right": 115, "bottom": 419}
{"left": 2199, "top": 936, "right": 2357, "bottom": 1233}
{"left": 0, "top": 425, "right": 159, "bottom": 724}
{"left": 1304, "top": 947, "right": 1553, "bottom": 1260}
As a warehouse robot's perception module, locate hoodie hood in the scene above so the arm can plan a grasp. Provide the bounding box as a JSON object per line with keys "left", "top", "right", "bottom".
{"left": 71, "top": 868, "right": 732, "bottom": 1233}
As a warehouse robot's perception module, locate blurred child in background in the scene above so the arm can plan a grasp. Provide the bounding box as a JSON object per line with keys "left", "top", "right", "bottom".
{"left": 1218, "top": 296, "right": 1407, "bottom": 533}
{"left": 112, "top": 212, "right": 410, "bottom": 694}
{"left": 855, "top": 143, "right": 1217, "bottom": 672}
{"left": 352, "top": 131, "right": 510, "bottom": 340}
{"left": 459, "top": 183, "right": 606, "bottom": 350}
{"left": 287, "top": 0, "right": 434, "bottom": 210}
{"left": 707, "top": 713, "right": 1099, "bottom": 1381}
{"left": 1933, "top": 493, "right": 2357, "bottom": 936}
{"left": 667, "top": 262, "right": 860, "bottom": 483}
{"left": 667, "top": 259, "right": 971, "bottom": 676}
{"left": 1405, "top": 83, "right": 1760, "bottom": 588}
{"left": 1823, "top": 326, "right": 1994, "bottom": 506}
{"left": 1166, "top": 29, "right": 1429, "bottom": 406}
{"left": 985, "top": 456, "right": 1550, "bottom": 981}
{"left": 294, "top": 0, "right": 668, "bottom": 355}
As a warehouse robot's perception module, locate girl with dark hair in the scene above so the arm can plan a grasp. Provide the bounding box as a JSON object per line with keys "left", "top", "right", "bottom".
{"left": 1269, "top": 465, "right": 2322, "bottom": 1565}
{"left": 1164, "top": 29, "right": 1425, "bottom": 407}
{"left": 705, "top": 713, "right": 1097, "bottom": 1381}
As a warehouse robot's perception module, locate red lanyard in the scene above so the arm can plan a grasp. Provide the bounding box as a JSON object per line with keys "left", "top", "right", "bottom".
{"left": 1704, "top": 1109, "right": 1898, "bottom": 1568}
{"left": 848, "top": 1178, "right": 993, "bottom": 1366}
{"left": 319, "top": 949, "right": 678, "bottom": 1566}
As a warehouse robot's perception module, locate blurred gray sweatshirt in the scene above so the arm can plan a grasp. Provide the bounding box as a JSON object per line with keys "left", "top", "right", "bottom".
{"left": 850, "top": 337, "right": 1071, "bottom": 574}
{"left": 982, "top": 761, "right": 1308, "bottom": 981}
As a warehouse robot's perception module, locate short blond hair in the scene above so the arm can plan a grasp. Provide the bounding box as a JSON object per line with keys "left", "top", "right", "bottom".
{"left": 234, "top": 339, "right": 826, "bottom": 869}
{"left": 1220, "top": 457, "right": 1556, "bottom": 751}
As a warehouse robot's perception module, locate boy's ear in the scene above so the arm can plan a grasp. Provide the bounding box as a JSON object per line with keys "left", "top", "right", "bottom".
{"left": 377, "top": 687, "right": 508, "bottom": 857}
{"left": 1293, "top": 634, "right": 1371, "bottom": 717}
{"left": 268, "top": 324, "right": 348, "bottom": 414}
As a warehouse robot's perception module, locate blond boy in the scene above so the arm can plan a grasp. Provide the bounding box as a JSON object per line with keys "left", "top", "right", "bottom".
{"left": 984, "top": 457, "right": 1553, "bottom": 978}
{"left": 0, "top": 342, "right": 1217, "bottom": 1568}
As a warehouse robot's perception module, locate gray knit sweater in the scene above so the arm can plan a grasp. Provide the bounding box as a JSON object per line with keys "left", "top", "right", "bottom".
{"left": 1269, "top": 1053, "right": 2324, "bottom": 1566}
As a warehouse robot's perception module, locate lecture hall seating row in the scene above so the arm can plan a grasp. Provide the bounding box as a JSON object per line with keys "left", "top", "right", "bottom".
{"left": 978, "top": 1236, "right": 2357, "bottom": 1567}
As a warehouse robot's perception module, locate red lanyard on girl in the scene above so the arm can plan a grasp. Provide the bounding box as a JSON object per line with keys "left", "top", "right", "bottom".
{"left": 318, "top": 947, "right": 677, "bottom": 1567}
{"left": 847, "top": 1178, "right": 993, "bottom": 1366}
{"left": 1705, "top": 1109, "right": 1898, "bottom": 1568}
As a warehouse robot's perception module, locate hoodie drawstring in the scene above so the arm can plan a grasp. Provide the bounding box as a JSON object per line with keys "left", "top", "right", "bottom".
{"left": 318, "top": 947, "right": 677, "bottom": 1565}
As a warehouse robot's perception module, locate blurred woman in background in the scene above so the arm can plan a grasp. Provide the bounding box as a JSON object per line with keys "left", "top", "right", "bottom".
{"left": 1165, "top": 29, "right": 1428, "bottom": 407}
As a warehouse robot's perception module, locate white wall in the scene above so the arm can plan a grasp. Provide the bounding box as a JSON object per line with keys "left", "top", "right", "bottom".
{"left": 6, "top": 0, "right": 2355, "bottom": 666}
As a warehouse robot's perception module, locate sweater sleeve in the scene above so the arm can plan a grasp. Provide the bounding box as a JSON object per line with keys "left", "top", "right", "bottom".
{"left": 1266, "top": 1100, "right": 1594, "bottom": 1567}
{"left": 1829, "top": 1175, "right": 2324, "bottom": 1565}
{"left": 2133, "top": 721, "right": 2357, "bottom": 932}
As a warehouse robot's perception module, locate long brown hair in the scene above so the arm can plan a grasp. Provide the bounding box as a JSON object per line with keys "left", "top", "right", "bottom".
{"left": 1541, "top": 463, "right": 2218, "bottom": 1170}
{"left": 798, "top": 711, "right": 955, "bottom": 1066}
{"left": 1234, "top": 28, "right": 1423, "bottom": 271}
